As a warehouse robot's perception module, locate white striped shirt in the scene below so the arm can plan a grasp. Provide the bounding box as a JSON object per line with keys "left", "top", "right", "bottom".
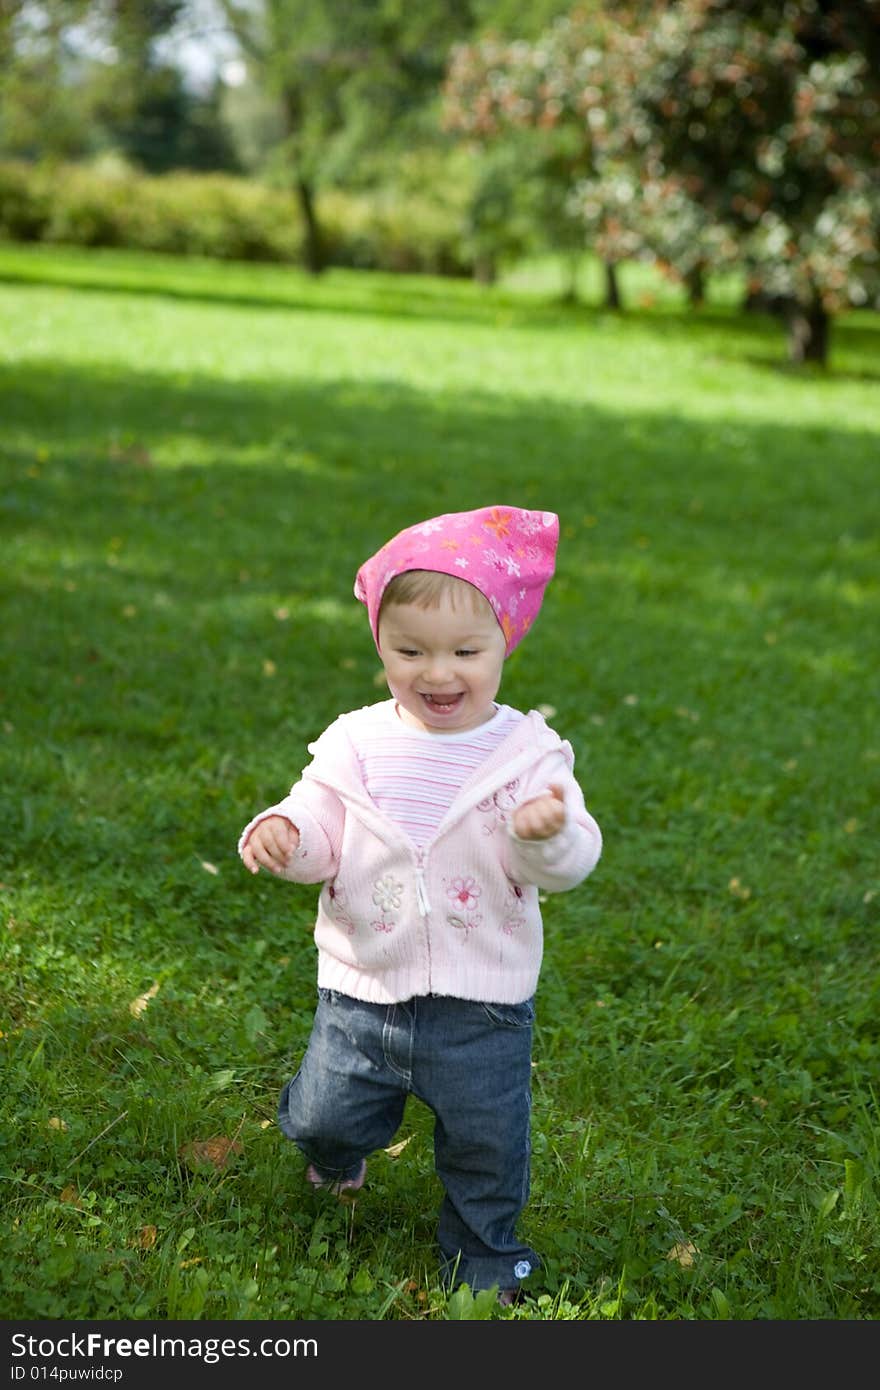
{"left": 357, "top": 702, "right": 521, "bottom": 846}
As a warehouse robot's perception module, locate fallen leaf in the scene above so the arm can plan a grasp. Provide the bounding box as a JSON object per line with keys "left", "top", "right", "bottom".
{"left": 135, "top": 1225, "right": 157, "bottom": 1250}
{"left": 728, "top": 877, "right": 752, "bottom": 900}
{"left": 59, "top": 1185, "right": 81, "bottom": 1206}
{"left": 179, "top": 1136, "right": 243, "bottom": 1171}
{"left": 48, "top": 1116, "right": 68, "bottom": 1132}
{"left": 263, "top": 660, "right": 277, "bottom": 677}
{"left": 109, "top": 442, "right": 152, "bottom": 468}
{"left": 666, "top": 1240, "right": 699, "bottom": 1267}
{"left": 384, "top": 1136, "right": 413, "bottom": 1159}
{"left": 201, "top": 861, "right": 219, "bottom": 876}
{"left": 129, "top": 982, "right": 160, "bottom": 1018}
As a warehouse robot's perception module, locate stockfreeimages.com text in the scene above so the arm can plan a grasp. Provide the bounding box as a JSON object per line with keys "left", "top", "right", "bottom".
{"left": 11, "top": 1334, "right": 317, "bottom": 1365}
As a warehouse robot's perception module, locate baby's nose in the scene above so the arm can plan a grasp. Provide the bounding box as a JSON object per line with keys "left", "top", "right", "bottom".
{"left": 424, "top": 655, "right": 454, "bottom": 682}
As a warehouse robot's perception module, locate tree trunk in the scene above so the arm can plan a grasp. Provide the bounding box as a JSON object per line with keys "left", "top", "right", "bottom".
{"left": 296, "top": 176, "right": 325, "bottom": 275}
{"left": 685, "top": 263, "right": 705, "bottom": 306}
{"left": 473, "top": 252, "right": 497, "bottom": 285}
{"left": 603, "top": 260, "right": 621, "bottom": 310}
{"left": 783, "top": 298, "right": 829, "bottom": 366}
{"left": 560, "top": 252, "right": 579, "bottom": 304}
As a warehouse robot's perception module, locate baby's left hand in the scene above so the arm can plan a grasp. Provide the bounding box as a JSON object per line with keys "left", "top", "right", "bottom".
{"left": 512, "top": 784, "right": 566, "bottom": 841}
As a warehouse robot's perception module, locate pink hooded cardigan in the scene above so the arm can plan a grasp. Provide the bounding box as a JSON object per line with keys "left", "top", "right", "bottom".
{"left": 239, "top": 503, "right": 601, "bottom": 1003}
{"left": 238, "top": 703, "right": 602, "bottom": 1005}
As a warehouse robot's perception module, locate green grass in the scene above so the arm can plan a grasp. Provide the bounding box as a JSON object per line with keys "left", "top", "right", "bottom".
{"left": 1, "top": 241, "right": 878, "bottom": 1321}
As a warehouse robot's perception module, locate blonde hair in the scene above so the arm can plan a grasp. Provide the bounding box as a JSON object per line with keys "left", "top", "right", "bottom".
{"left": 379, "top": 569, "right": 492, "bottom": 619}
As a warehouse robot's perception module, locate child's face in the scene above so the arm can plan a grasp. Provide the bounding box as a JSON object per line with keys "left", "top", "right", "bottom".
{"left": 377, "top": 592, "right": 506, "bottom": 734}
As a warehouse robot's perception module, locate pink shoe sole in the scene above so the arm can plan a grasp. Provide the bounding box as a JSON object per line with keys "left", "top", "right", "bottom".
{"left": 306, "top": 1160, "right": 366, "bottom": 1196}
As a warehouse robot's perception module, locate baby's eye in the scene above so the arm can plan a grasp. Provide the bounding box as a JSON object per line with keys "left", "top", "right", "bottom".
{"left": 397, "top": 648, "right": 420, "bottom": 657}
{"left": 456, "top": 649, "right": 479, "bottom": 658}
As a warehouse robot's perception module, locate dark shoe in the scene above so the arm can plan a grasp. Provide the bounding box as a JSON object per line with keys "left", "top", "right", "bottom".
{"left": 306, "top": 1159, "right": 366, "bottom": 1196}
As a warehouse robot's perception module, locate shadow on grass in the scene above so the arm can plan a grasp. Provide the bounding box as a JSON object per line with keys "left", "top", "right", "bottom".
{"left": 2, "top": 352, "right": 874, "bottom": 813}
{"left": 4, "top": 246, "right": 880, "bottom": 375}
{"left": 0, "top": 251, "right": 602, "bottom": 331}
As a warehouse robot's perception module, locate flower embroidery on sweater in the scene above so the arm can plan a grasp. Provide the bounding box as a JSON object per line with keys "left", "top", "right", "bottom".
{"left": 327, "top": 883, "right": 356, "bottom": 936}
{"left": 501, "top": 882, "right": 527, "bottom": 937}
{"left": 369, "top": 874, "right": 404, "bottom": 934}
{"left": 446, "top": 876, "right": 481, "bottom": 910}
{"left": 476, "top": 779, "right": 520, "bottom": 835}
{"left": 444, "top": 876, "right": 483, "bottom": 938}
{"left": 372, "top": 875, "right": 404, "bottom": 911}
{"left": 448, "top": 912, "right": 483, "bottom": 938}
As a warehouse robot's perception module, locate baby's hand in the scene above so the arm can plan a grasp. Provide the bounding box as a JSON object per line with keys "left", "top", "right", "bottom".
{"left": 512, "top": 784, "right": 566, "bottom": 841}
{"left": 242, "top": 816, "right": 300, "bottom": 875}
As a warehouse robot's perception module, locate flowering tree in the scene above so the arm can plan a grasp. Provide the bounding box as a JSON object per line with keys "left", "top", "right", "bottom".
{"left": 442, "top": 8, "right": 631, "bottom": 305}
{"left": 444, "top": 1, "right": 880, "bottom": 362}
{"left": 611, "top": 0, "right": 880, "bottom": 363}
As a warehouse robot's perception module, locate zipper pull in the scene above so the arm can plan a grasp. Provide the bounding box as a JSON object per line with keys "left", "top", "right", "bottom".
{"left": 414, "top": 849, "right": 431, "bottom": 917}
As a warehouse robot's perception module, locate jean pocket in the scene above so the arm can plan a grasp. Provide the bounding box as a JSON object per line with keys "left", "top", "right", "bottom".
{"left": 481, "top": 997, "right": 535, "bottom": 1028}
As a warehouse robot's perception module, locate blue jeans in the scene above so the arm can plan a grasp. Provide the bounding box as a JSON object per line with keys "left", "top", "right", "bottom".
{"left": 277, "top": 988, "right": 540, "bottom": 1293}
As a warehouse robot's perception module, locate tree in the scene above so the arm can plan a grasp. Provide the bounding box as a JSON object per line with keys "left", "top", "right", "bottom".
{"left": 444, "top": 1, "right": 880, "bottom": 361}
{"left": 213, "top": 0, "right": 481, "bottom": 274}
{"left": 442, "top": 6, "right": 643, "bottom": 306}
{"left": 0, "top": 1, "right": 96, "bottom": 161}
{"left": 611, "top": 0, "right": 880, "bottom": 362}
{"left": 0, "top": 0, "right": 238, "bottom": 171}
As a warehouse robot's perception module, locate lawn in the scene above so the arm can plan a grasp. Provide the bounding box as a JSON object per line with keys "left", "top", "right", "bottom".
{"left": 1, "top": 241, "right": 878, "bottom": 1321}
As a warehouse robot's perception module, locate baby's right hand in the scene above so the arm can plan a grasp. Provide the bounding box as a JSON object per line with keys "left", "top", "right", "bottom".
{"left": 241, "top": 816, "right": 300, "bottom": 876}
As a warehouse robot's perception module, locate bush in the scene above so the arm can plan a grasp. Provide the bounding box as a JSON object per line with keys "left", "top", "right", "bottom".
{"left": 0, "top": 162, "right": 52, "bottom": 240}
{"left": 0, "top": 161, "right": 475, "bottom": 276}
{"left": 321, "top": 186, "right": 470, "bottom": 275}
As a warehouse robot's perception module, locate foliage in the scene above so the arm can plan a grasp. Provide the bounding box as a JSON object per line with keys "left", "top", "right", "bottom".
{"left": 0, "top": 242, "right": 878, "bottom": 1320}
{"left": 0, "top": 0, "right": 96, "bottom": 162}
{"left": 0, "top": 160, "right": 472, "bottom": 274}
{"left": 213, "top": 0, "right": 483, "bottom": 270}
{"left": 610, "top": 0, "right": 880, "bottom": 356}
{"left": 442, "top": 8, "right": 619, "bottom": 278}
{"left": 0, "top": 0, "right": 239, "bottom": 173}
{"left": 442, "top": 1, "right": 880, "bottom": 361}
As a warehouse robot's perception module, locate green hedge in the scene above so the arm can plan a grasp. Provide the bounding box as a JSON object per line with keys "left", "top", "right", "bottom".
{"left": 0, "top": 161, "right": 473, "bottom": 275}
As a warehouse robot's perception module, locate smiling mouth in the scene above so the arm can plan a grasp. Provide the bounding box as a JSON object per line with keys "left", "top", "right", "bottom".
{"left": 421, "top": 693, "right": 463, "bottom": 709}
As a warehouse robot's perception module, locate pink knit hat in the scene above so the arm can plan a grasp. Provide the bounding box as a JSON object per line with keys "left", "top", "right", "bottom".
{"left": 354, "top": 505, "right": 559, "bottom": 655}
